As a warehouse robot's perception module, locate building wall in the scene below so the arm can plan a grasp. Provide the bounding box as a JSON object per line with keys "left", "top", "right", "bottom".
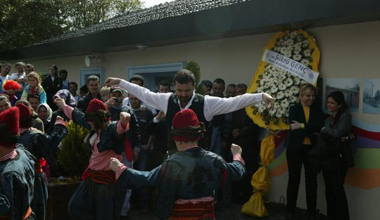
{"left": 21, "top": 20, "right": 380, "bottom": 220}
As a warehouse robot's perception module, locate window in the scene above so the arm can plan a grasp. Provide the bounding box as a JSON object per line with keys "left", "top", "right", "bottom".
{"left": 127, "top": 62, "right": 185, "bottom": 92}
{"left": 79, "top": 68, "right": 105, "bottom": 87}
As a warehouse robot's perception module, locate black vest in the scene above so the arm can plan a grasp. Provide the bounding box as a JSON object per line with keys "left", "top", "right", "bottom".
{"left": 166, "top": 94, "right": 209, "bottom": 153}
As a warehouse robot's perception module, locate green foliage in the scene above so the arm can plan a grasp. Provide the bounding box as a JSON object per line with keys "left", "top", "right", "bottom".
{"left": 185, "top": 61, "right": 201, "bottom": 85}
{"left": 58, "top": 121, "right": 90, "bottom": 178}
{"left": 0, "top": 0, "right": 142, "bottom": 51}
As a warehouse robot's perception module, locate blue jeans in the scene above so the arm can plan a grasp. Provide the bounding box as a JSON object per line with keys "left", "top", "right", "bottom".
{"left": 136, "top": 146, "right": 151, "bottom": 206}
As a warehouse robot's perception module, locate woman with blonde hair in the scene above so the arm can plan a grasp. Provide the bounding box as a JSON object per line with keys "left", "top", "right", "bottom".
{"left": 284, "top": 83, "right": 324, "bottom": 220}
{"left": 22, "top": 71, "right": 47, "bottom": 104}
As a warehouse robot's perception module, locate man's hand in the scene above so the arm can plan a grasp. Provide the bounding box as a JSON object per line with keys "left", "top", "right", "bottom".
{"left": 120, "top": 112, "right": 131, "bottom": 125}
{"left": 54, "top": 98, "right": 67, "bottom": 109}
{"left": 262, "top": 93, "right": 275, "bottom": 110}
{"left": 231, "top": 143, "right": 242, "bottom": 156}
{"left": 106, "top": 98, "right": 115, "bottom": 107}
{"left": 105, "top": 77, "right": 122, "bottom": 87}
{"left": 109, "top": 157, "right": 121, "bottom": 172}
{"left": 156, "top": 110, "right": 166, "bottom": 120}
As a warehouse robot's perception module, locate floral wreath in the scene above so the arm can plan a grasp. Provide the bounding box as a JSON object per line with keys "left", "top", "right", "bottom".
{"left": 246, "top": 30, "right": 320, "bottom": 130}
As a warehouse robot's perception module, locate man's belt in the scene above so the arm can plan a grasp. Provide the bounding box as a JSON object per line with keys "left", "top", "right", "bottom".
{"left": 88, "top": 169, "right": 116, "bottom": 185}
{"left": 170, "top": 199, "right": 214, "bottom": 220}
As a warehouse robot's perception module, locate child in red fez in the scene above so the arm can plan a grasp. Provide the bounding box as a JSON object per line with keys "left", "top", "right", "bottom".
{"left": 109, "top": 109, "right": 246, "bottom": 220}
{"left": 54, "top": 97, "right": 132, "bottom": 220}
{"left": 0, "top": 107, "right": 35, "bottom": 219}
{"left": 2, "top": 80, "right": 21, "bottom": 106}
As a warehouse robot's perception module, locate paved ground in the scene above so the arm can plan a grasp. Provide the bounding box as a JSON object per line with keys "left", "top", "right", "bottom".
{"left": 128, "top": 202, "right": 327, "bottom": 220}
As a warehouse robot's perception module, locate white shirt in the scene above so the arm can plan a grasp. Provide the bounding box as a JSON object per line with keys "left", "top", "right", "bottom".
{"left": 119, "top": 80, "right": 263, "bottom": 122}
{"left": 0, "top": 75, "right": 9, "bottom": 83}
{"left": 9, "top": 72, "right": 26, "bottom": 80}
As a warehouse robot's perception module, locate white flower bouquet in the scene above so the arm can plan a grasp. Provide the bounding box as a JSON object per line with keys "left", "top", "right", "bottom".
{"left": 247, "top": 30, "right": 320, "bottom": 129}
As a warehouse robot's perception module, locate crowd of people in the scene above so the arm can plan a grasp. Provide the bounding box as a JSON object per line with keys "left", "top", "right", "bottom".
{"left": 0, "top": 61, "right": 353, "bottom": 220}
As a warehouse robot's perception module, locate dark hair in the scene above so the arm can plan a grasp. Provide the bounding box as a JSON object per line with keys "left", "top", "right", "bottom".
{"left": 130, "top": 75, "right": 145, "bottom": 86}
{"left": 236, "top": 83, "right": 248, "bottom": 91}
{"left": 87, "top": 75, "right": 100, "bottom": 84}
{"left": 27, "top": 94, "right": 40, "bottom": 101}
{"left": 158, "top": 80, "right": 171, "bottom": 88}
{"left": 174, "top": 69, "right": 195, "bottom": 85}
{"left": 327, "top": 91, "right": 348, "bottom": 126}
{"left": 15, "top": 100, "right": 35, "bottom": 128}
{"left": 213, "top": 78, "right": 225, "bottom": 87}
{"left": 59, "top": 69, "right": 68, "bottom": 76}
{"left": 227, "top": 84, "right": 236, "bottom": 88}
{"left": 49, "top": 64, "right": 58, "bottom": 76}
{"left": 85, "top": 110, "right": 111, "bottom": 130}
{"left": 200, "top": 80, "right": 212, "bottom": 89}
{"left": 25, "top": 63, "right": 34, "bottom": 70}
{"left": 70, "top": 82, "right": 78, "bottom": 89}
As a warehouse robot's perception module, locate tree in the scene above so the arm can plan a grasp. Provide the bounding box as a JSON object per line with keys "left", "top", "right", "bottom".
{"left": 0, "top": 0, "right": 67, "bottom": 51}
{"left": 61, "top": 0, "right": 142, "bottom": 30}
{"left": 0, "top": 0, "right": 142, "bottom": 51}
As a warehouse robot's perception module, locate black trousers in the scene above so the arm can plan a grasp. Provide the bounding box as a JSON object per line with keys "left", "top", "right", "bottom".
{"left": 322, "top": 157, "right": 350, "bottom": 220}
{"left": 286, "top": 145, "right": 317, "bottom": 216}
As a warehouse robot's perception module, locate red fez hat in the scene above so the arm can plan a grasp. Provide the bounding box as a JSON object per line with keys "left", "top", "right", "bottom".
{"left": 172, "top": 109, "right": 202, "bottom": 142}
{"left": 15, "top": 103, "right": 32, "bottom": 128}
{"left": 2, "top": 80, "right": 21, "bottom": 91}
{"left": 0, "top": 107, "right": 20, "bottom": 148}
{"left": 86, "top": 99, "right": 108, "bottom": 113}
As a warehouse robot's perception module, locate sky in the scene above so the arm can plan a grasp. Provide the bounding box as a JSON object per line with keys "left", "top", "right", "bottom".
{"left": 143, "top": 0, "right": 172, "bottom": 8}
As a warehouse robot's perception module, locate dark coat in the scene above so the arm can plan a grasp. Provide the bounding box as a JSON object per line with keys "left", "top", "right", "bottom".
{"left": 285, "top": 102, "right": 324, "bottom": 150}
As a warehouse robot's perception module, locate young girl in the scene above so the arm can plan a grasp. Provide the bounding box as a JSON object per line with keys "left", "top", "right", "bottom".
{"left": 22, "top": 71, "right": 47, "bottom": 104}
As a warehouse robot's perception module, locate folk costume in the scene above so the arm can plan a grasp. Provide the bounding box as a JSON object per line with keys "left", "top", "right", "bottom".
{"left": 61, "top": 99, "right": 131, "bottom": 220}
{"left": 118, "top": 79, "right": 263, "bottom": 154}
{"left": 16, "top": 103, "right": 68, "bottom": 220}
{"left": 0, "top": 107, "right": 36, "bottom": 220}
{"left": 114, "top": 109, "right": 246, "bottom": 220}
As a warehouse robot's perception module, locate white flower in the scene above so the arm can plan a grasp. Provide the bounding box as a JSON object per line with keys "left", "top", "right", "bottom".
{"left": 293, "top": 49, "right": 301, "bottom": 55}
{"left": 303, "top": 49, "right": 311, "bottom": 57}
{"left": 294, "top": 77, "right": 301, "bottom": 85}
{"left": 284, "top": 51, "right": 292, "bottom": 57}
{"left": 269, "top": 108, "right": 277, "bottom": 116}
{"left": 286, "top": 39, "right": 294, "bottom": 46}
{"left": 284, "top": 90, "right": 293, "bottom": 97}
{"left": 292, "top": 54, "right": 302, "bottom": 61}
{"left": 258, "top": 105, "right": 266, "bottom": 113}
{"left": 276, "top": 91, "right": 285, "bottom": 99}
{"left": 302, "top": 40, "right": 309, "bottom": 48}
{"left": 285, "top": 78, "right": 293, "bottom": 87}
{"left": 271, "top": 86, "right": 278, "bottom": 93}
{"left": 278, "top": 84, "right": 286, "bottom": 91}
{"left": 290, "top": 86, "right": 299, "bottom": 94}
{"left": 281, "top": 99, "right": 290, "bottom": 108}
{"left": 280, "top": 47, "right": 287, "bottom": 54}
{"left": 290, "top": 96, "right": 298, "bottom": 103}
{"left": 275, "top": 111, "right": 283, "bottom": 118}
{"left": 301, "top": 59, "right": 310, "bottom": 66}
{"left": 290, "top": 32, "right": 298, "bottom": 39}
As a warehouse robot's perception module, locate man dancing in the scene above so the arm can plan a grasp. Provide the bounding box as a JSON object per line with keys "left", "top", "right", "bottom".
{"left": 105, "top": 69, "right": 274, "bottom": 154}
{"left": 109, "top": 109, "right": 246, "bottom": 220}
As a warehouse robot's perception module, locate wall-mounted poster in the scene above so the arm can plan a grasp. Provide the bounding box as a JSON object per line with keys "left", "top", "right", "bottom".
{"left": 363, "top": 78, "right": 380, "bottom": 114}
{"left": 326, "top": 78, "right": 360, "bottom": 112}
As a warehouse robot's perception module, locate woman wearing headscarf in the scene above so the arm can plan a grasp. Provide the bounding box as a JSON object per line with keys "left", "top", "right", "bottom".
{"left": 37, "top": 103, "right": 53, "bottom": 132}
